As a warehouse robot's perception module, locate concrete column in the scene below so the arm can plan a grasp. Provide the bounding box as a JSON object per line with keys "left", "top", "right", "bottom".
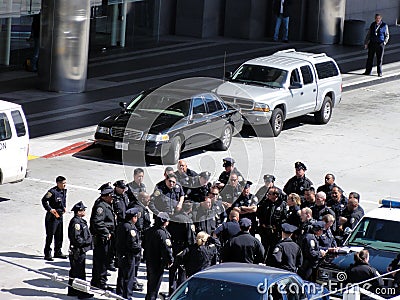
{"left": 39, "top": 0, "right": 91, "bottom": 93}
{"left": 111, "top": 4, "right": 118, "bottom": 46}
{"left": 0, "top": 18, "right": 11, "bottom": 66}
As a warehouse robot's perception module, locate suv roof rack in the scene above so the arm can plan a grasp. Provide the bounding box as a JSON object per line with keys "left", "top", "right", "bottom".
{"left": 273, "top": 49, "right": 327, "bottom": 59}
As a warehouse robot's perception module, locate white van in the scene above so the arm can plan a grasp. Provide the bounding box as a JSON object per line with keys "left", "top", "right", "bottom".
{"left": 0, "top": 100, "right": 29, "bottom": 184}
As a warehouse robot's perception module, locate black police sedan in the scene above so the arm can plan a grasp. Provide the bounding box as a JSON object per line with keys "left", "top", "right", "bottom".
{"left": 160, "top": 263, "right": 329, "bottom": 300}
{"left": 94, "top": 85, "right": 244, "bottom": 164}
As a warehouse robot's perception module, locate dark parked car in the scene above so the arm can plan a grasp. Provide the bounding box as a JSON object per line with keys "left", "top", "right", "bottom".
{"left": 160, "top": 263, "right": 329, "bottom": 300}
{"left": 94, "top": 85, "right": 244, "bottom": 164}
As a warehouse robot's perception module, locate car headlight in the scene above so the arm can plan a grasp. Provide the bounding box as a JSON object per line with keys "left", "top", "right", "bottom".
{"left": 144, "top": 133, "right": 170, "bottom": 142}
{"left": 253, "top": 103, "right": 270, "bottom": 112}
{"left": 96, "top": 126, "right": 110, "bottom": 135}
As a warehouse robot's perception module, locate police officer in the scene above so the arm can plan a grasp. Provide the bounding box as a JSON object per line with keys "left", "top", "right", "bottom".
{"left": 312, "top": 191, "right": 336, "bottom": 232}
{"left": 208, "top": 186, "right": 226, "bottom": 226}
{"left": 113, "top": 180, "right": 129, "bottom": 224}
{"left": 318, "top": 214, "right": 337, "bottom": 250}
{"left": 174, "top": 159, "right": 198, "bottom": 192}
{"left": 214, "top": 210, "right": 241, "bottom": 246}
{"left": 193, "top": 196, "right": 217, "bottom": 235}
{"left": 126, "top": 168, "right": 146, "bottom": 203}
{"left": 116, "top": 208, "right": 143, "bottom": 298}
{"left": 298, "top": 221, "right": 327, "bottom": 281}
{"left": 317, "top": 173, "right": 341, "bottom": 203}
{"left": 338, "top": 197, "right": 364, "bottom": 238}
{"left": 298, "top": 207, "right": 316, "bottom": 243}
{"left": 148, "top": 173, "right": 185, "bottom": 216}
{"left": 222, "top": 218, "right": 265, "bottom": 264}
{"left": 283, "top": 162, "right": 313, "bottom": 197}
{"left": 128, "top": 191, "right": 151, "bottom": 238}
{"left": 89, "top": 186, "right": 116, "bottom": 291}
{"left": 67, "top": 201, "right": 94, "bottom": 299}
{"left": 218, "top": 157, "right": 245, "bottom": 187}
{"left": 42, "top": 175, "right": 68, "bottom": 261}
{"left": 167, "top": 201, "right": 195, "bottom": 294}
{"left": 257, "top": 187, "right": 287, "bottom": 262}
{"left": 255, "top": 174, "right": 287, "bottom": 202}
{"left": 143, "top": 212, "right": 174, "bottom": 300}
{"left": 176, "top": 231, "right": 220, "bottom": 277}
{"left": 231, "top": 181, "right": 258, "bottom": 236}
{"left": 185, "top": 171, "right": 212, "bottom": 203}
{"left": 219, "top": 172, "right": 243, "bottom": 210}
{"left": 271, "top": 223, "right": 303, "bottom": 272}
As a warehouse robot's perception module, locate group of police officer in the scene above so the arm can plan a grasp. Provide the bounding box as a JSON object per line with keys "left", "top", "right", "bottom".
{"left": 41, "top": 158, "right": 395, "bottom": 299}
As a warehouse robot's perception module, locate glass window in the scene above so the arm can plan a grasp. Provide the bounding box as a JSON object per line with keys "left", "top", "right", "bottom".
{"left": 192, "top": 97, "right": 206, "bottom": 114}
{"left": 205, "top": 96, "right": 220, "bottom": 113}
{"left": 11, "top": 110, "right": 26, "bottom": 137}
{"left": 290, "top": 69, "right": 301, "bottom": 85}
{"left": 300, "top": 65, "right": 314, "bottom": 85}
{"left": 315, "top": 61, "right": 339, "bottom": 79}
{"left": 0, "top": 113, "right": 12, "bottom": 141}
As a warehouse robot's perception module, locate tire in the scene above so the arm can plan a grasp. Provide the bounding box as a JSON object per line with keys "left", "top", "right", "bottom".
{"left": 215, "top": 125, "right": 233, "bottom": 150}
{"left": 162, "top": 137, "right": 181, "bottom": 165}
{"left": 270, "top": 108, "right": 284, "bottom": 137}
{"left": 315, "top": 96, "right": 333, "bottom": 124}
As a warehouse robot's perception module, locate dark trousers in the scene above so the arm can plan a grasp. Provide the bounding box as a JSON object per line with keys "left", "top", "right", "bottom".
{"left": 145, "top": 263, "right": 164, "bottom": 300}
{"left": 258, "top": 226, "right": 279, "bottom": 264}
{"left": 116, "top": 255, "right": 140, "bottom": 298}
{"left": 168, "top": 262, "right": 186, "bottom": 294}
{"left": 44, "top": 212, "right": 63, "bottom": 256}
{"left": 91, "top": 237, "right": 111, "bottom": 288}
{"left": 365, "top": 42, "right": 385, "bottom": 74}
{"left": 68, "top": 251, "right": 88, "bottom": 297}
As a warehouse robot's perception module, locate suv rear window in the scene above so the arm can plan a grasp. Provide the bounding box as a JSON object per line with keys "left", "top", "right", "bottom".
{"left": 0, "top": 113, "right": 12, "bottom": 141}
{"left": 11, "top": 110, "right": 26, "bottom": 137}
{"left": 300, "top": 65, "right": 314, "bottom": 84}
{"left": 315, "top": 61, "right": 339, "bottom": 79}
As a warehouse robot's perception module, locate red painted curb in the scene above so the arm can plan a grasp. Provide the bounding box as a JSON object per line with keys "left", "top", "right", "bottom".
{"left": 42, "top": 141, "right": 94, "bottom": 158}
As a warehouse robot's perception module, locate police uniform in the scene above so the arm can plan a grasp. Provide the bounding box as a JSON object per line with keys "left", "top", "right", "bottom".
{"left": 283, "top": 162, "right": 313, "bottom": 197}
{"left": 214, "top": 220, "right": 241, "bottom": 246}
{"left": 312, "top": 205, "right": 337, "bottom": 232}
{"left": 113, "top": 180, "right": 130, "bottom": 224}
{"left": 143, "top": 213, "right": 174, "bottom": 300}
{"left": 193, "top": 203, "right": 217, "bottom": 234}
{"left": 218, "top": 158, "right": 245, "bottom": 186}
{"left": 168, "top": 210, "right": 196, "bottom": 294}
{"left": 89, "top": 187, "right": 116, "bottom": 289}
{"left": 231, "top": 188, "right": 258, "bottom": 236}
{"left": 220, "top": 183, "right": 242, "bottom": 205}
{"left": 222, "top": 218, "right": 265, "bottom": 264}
{"left": 126, "top": 181, "right": 146, "bottom": 203}
{"left": 148, "top": 180, "right": 185, "bottom": 215}
{"left": 185, "top": 179, "right": 211, "bottom": 203}
{"left": 175, "top": 168, "right": 198, "bottom": 192}
{"left": 298, "top": 221, "right": 325, "bottom": 281}
{"left": 127, "top": 200, "right": 151, "bottom": 237}
{"left": 42, "top": 184, "right": 67, "bottom": 259}
{"left": 177, "top": 236, "right": 220, "bottom": 277}
{"left": 318, "top": 228, "right": 337, "bottom": 250}
{"left": 116, "top": 208, "right": 143, "bottom": 298}
{"left": 346, "top": 261, "right": 384, "bottom": 297}
{"left": 329, "top": 197, "right": 347, "bottom": 232}
{"left": 271, "top": 224, "right": 303, "bottom": 272}
{"left": 341, "top": 206, "right": 364, "bottom": 231}
{"left": 67, "top": 201, "right": 93, "bottom": 299}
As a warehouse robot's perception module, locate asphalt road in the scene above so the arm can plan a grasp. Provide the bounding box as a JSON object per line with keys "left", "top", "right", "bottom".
{"left": 0, "top": 76, "right": 399, "bottom": 299}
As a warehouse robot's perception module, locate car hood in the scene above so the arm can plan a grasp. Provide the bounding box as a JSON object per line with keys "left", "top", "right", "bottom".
{"left": 215, "top": 81, "right": 285, "bottom": 103}
{"left": 98, "top": 110, "right": 184, "bottom": 133}
{"left": 320, "top": 247, "right": 397, "bottom": 274}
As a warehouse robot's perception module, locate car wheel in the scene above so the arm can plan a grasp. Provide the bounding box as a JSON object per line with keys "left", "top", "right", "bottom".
{"left": 215, "top": 125, "right": 233, "bottom": 150}
{"left": 270, "top": 108, "right": 284, "bottom": 137}
{"left": 162, "top": 137, "right": 181, "bottom": 165}
{"left": 315, "top": 96, "right": 333, "bottom": 124}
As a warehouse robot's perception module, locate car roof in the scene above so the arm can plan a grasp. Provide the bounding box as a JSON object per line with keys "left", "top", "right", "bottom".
{"left": 244, "top": 49, "right": 334, "bottom": 70}
{"left": 0, "top": 100, "right": 22, "bottom": 111}
{"left": 192, "top": 263, "right": 295, "bottom": 286}
{"left": 365, "top": 207, "right": 400, "bottom": 222}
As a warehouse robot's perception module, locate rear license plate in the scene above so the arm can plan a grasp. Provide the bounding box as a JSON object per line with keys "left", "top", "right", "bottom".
{"left": 115, "top": 141, "right": 128, "bottom": 150}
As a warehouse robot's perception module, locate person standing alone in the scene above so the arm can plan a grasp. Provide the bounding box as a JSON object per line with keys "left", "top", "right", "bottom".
{"left": 273, "top": 0, "right": 291, "bottom": 42}
{"left": 363, "top": 13, "right": 389, "bottom": 77}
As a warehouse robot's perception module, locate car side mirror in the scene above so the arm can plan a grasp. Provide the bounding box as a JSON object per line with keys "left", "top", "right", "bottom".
{"left": 289, "top": 82, "right": 303, "bottom": 89}
{"left": 225, "top": 71, "right": 233, "bottom": 80}
{"left": 119, "top": 101, "right": 127, "bottom": 111}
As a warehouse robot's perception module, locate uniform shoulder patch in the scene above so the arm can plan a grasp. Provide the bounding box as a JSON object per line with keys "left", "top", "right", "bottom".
{"left": 273, "top": 247, "right": 280, "bottom": 254}
{"left": 310, "top": 239, "right": 316, "bottom": 248}
{"left": 153, "top": 190, "right": 161, "bottom": 197}
{"left": 130, "top": 230, "right": 136, "bottom": 237}
{"left": 238, "top": 176, "right": 243, "bottom": 182}
{"left": 191, "top": 225, "right": 196, "bottom": 232}
{"left": 96, "top": 207, "right": 104, "bottom": 215}
{"left": 350, "top": 217, "right": 355, "bottom": 224}
{"left": 45, "top": 192, "right": 52, "bottom": 198}
{"left": 75, "top": 224, "right": 81, "bottom": 231}
{"left": 137, "top": 212, "right": 142, "bottom": 219}
{"left": 165, "top": 238, "right": 172, "bottom": 247}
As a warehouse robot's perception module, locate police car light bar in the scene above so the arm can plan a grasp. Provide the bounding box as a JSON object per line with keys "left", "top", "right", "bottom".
{"left": 379, "top": 198, "right": 400, "bottom": 208}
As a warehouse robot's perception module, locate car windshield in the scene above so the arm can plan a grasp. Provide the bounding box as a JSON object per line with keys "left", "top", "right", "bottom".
{"left": 347, "top": 217, "right": 400, "bottom": 251}
{"left": 170, "top": 277, "right": 263, "bottom": 300}
{"left": 231, "top": 64, "right": 287, "bottom": 88}
{"left": 126, "top": 92, "right": 191, "bottom": 117}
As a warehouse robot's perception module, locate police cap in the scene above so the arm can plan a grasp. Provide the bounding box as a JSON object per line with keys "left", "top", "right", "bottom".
{"left": 113, "top": 180, "right": 127, "bottom": 189}
{"left": 157, "top": 212, "right": 170, "bottom": 222}
{"left": 101, "top": 186, "right": 114, "bottom": 195}
{"left": 71, "top": 201, "right": 87, "bottom": 212}
{"left": 263, "top": 174, "right": 276, "bottom": 183}
{"left": 239, "top": 218, "right": 252, "bottom": 228}
{"left": 223, "top": 157, "right": 235, "bottom": 167}
{"left": 295, "top": 161, "right": 307, "bottom": 171}
{"left": 312, "top": 221, "right": 326, "bottom": 231}
{"left": 126, "top": 207, "right": 139, "bottom": 219}
{"left": 244, "top": 181, "right": 253, "bottom": 189}
{"left": 281, "top": 223, "right": 297, "bottom": 234}
{"left": 98, "top": 182, "right": 112, "bottom": 191}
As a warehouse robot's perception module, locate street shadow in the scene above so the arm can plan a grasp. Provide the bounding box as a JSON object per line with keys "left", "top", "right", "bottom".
{"left": 1, "top": 287, "right": 69, "bottom": 299}
{"left": 0, "top": 197, "right": 10, "bottom": 203}
{"left": 0, "top": 251, "right": 43, "bottom": 260}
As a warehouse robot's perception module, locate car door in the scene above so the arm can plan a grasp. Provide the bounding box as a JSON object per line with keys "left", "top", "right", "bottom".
{"left": 299, "top": 64, "right": 318, "bottom": 113}
{"left": 204, "top": 94, "right": 227, "bottom": 144}
{"left": 183, "top": 96, "right": 210, "bottom": 150}
{"left": 286, "top": 68, "right": 307, "bottom": 118}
